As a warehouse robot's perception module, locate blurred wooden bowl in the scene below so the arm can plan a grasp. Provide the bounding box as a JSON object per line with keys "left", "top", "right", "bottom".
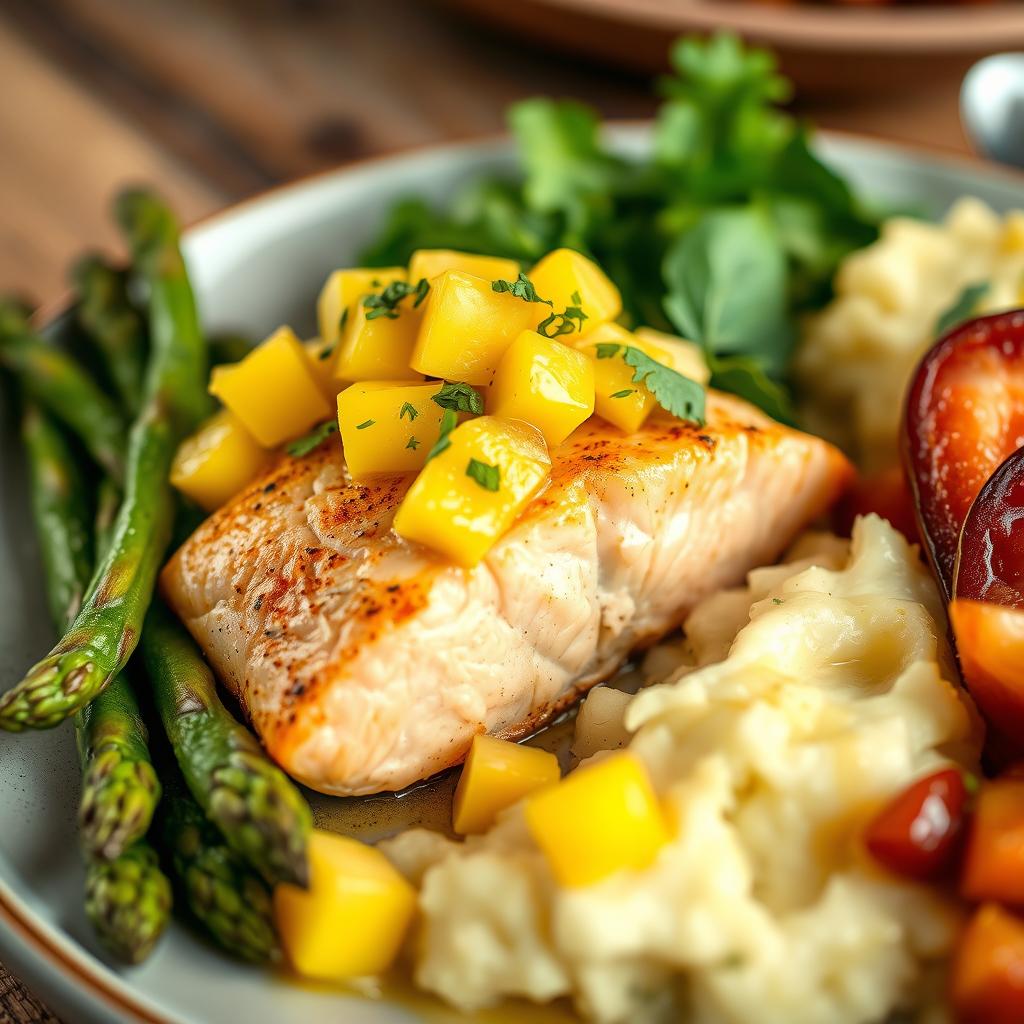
{"left": 444, "top": 0, "right": 1024, "bottom": 95}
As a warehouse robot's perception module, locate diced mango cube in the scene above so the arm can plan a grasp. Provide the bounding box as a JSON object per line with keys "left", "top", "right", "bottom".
{"left": 488, "top": 331, "right": 595, "bottom": 447}
{"left": 633, "top": 327, "right": 711, "bottom": 386}
{"left": 393, "top": 416, "right": 550, "bottom": 567}
{"left": 274, "top": 830, "right": 415, "bottom": 981}
{"left": 524, "top": 752, "right": 669, "bottom": 887}
{"left": 528, "top": 248, "right": 621, "bottom": 331}
{"left": 335, "top": 300, "right": 424, "bottom": 382}
{"left": 170, "top": 410, "right": 272, "bottom": 512}
{"left": 209, "top": 326, "right": 332, "bottom": 447}
{"left": 576, "top": 323, "right": 657, "bottom": 434}
{"left": 411, "top": 271, "right": 545, "bottom": 385}
{"left": 453, "top": 735, "right": 561, "bottom": 835}
{"left": 408, "top": 249, "right": 520, "bottom": 284}
{"left": 303, "top": 337, "right": 342, "bottom": 400}
{"left": 337, "top": 381, "right": 446, "bottom": 481}
{"left": 316, "top": 267, "right": 406, "bottom": 351}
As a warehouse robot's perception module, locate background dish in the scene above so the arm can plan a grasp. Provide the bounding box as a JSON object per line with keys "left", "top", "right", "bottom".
{"left": 443, "top": 0, "right": 1024, "bottom": 93}
{"left": 2, "top": 126, "right": 1023, "bottom": 1024}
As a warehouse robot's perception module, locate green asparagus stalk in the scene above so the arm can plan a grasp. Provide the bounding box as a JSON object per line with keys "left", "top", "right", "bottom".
{"left": 84, "top": 844, "right": 172, "bottom": 964}
{"left": 141, "top": 600, "right": 311, "bottom": 888}
{"left": 72, "top": 254, "right": 147, "bottom": 417}
{"left": 0, "top": 297, "right": 127, "bottom": 484}
{"left": 161, "top": 780, "right": 280, "bottom": 963}
{"left": 20, "top": 405, "right": 170, "bottom": 959}
{"left": 0, "top": 190, "right": 208, "bottom": 732}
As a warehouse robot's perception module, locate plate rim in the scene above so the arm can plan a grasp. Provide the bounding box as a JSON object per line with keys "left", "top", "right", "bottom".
{"left": 6, "top": 124, "right": 1024, "bottom": 1024}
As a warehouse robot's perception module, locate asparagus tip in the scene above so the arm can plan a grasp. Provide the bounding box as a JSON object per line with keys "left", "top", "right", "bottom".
{"left": 0, "top": 648, "right": 110, "bottom": 732}
{"left": 80, "top": 755, "right": 162, "bottom": 862}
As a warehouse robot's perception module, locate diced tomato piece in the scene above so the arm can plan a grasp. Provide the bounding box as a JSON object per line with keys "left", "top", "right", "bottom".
{"left": 864, "top": 767, "right": 968, "bottom": 879}
{"left": 951, "top": 903, "right": 1024, "bottom": 1024}
{"left": 902, "top": 310, "right": 1024, "bottom": 600}
{"left": 962, "top": 778, "right": 1024, "bottom": 904}
{"left": 833, "top": 463, "right": 918, "bottom": 543}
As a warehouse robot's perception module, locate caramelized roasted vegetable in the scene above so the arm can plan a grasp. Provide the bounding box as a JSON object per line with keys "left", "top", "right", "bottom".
{"left": 903, "top": 310, "right": 1024, "bottom": 600}
{"left": 951, "top": 903, "right": 1024, "bottom": 1024}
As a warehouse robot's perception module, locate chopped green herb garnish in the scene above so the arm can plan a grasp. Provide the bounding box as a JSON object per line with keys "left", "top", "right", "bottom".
{"left": 287, "top": 420, "right": 338, "bottom": 457}
{"left": 610, "top": 389, "right": 635, "bottom": 399}
{"left": 339, "top": 307, "right": 349, "bottom": 331}
{"left": 363, "top": 278, "right": 431, "bottom": 320}
{"left": 594, "top": 342, "right": 621, "bottom": 359}
{"left": 466, "top": 457, "right": 500, "bottom": 492}
{"left": 596, "top": 344, "right": 705, "bottom": 424}
{"left": 406, "top": 436, "right": 421, "bottom": 450}
{"left": 318, "top": 344, "right": 335, "bottom": 361}
{"left": 536, "top": 303, "right": 587, "bottom": 338}
{"left": 432, "top": 381, "right": 484, "bottom": 415}
{"left": 399, "top": 402, "right": 419, "bottom": 421}
{"left": 427, "top": 407, "right": 459, "bottom": 461}
{"left": 356, "top": 419, "right": 375, "bottom": 430}
{"left": 491, "top": 272, "right": 552, "bottom": 306}
{"left": 571, "top": 290, "right": 582, "bottom": 305}
{"left": 772, "top": 598, "right": 783, "bottom": 605}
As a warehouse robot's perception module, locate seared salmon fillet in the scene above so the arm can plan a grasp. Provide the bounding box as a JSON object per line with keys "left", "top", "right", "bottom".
{"left": 161, "top": 393, "right": 852, "bottom": 795}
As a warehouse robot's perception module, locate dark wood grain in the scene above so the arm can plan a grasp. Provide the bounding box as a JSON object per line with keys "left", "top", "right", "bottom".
{"left": 0, "top": 1, "right": 972, "bottom": 1019}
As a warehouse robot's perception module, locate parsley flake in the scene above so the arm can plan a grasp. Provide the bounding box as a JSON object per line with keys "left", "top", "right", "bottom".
{"left": 318, "top": 343, "right": 336, "bottom": 361}
{"left": 287, "top": 420, "right": 338, "bottom": 457}
{"left": 363, "top": 278, "right": 430, "bottom": 320}
{"left": 491, "top": 272, "right": 552, "bottom": 306}
{"left": 593, "top": 345, "right": 706, "bottom": 424}
{"left": 466, "top": 458, "right": 500, "bottom": 492}
{"left": 431, "top": 381, "right": 484, "bottom": 415}
{"left": 537, "top": 303, "right": 588, "bottom": 338}
{"left": 399, "top": 402, "right": 419, "bottom": 421}
{"left": 356, "top": 419, "right": 375, "bottom": 430}
{"left": 427, "top": 408, "right": 459, "bottom": 461}
{"left": 594, "top": 342, "right": 622, "bottom": 359}
{"left": 406, "top": 436, "right": 421, "bottom": 450}
{"left": 571, "top": 290, "right": 582, "bottom": 304}
{"left": 610, "top": 388, "right": 635, "bottom": 399}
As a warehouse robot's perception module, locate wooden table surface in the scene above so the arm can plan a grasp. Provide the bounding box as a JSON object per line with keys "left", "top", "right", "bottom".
{"left": 0, "top": 0, "right": 976, "bottom": 1020}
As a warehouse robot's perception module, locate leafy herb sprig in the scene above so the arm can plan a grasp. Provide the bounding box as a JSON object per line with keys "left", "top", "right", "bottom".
{"left": 363, "top": 278, "right": 430, "bottom": 321}
{"left": 427, "top": 381, "right": 485, "bottom": 460}
{"left": 491, "top": 273, "right": 551, "bottom": 305}
{"left": 466, "top": 458, "right": 500, "bottom": 492}
{"left": 596, "top": 345, "right": 706, "bottom": 425}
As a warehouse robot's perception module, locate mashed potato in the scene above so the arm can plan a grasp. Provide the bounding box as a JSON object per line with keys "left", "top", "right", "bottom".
{"left": 382, "top": 518, "right": 980, "bottom": 1024}
{"left": 796, "top": 198, "right": 1024, "bottom": 471}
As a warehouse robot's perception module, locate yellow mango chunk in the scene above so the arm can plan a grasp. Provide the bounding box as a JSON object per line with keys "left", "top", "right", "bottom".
{"left": 408, "top": 249, "right": 520, "bottom": 284}
{"left": 303, "top": 337, "right": 342, "bottom": 400}
{"left": 633, "top": 327, "right": 711, "bottom": 386}
{"left": 525, "top": 752, "right": 669, "bottom": 887}
{"left": 316, "top": 267, "right": 406, "bottom": 351}
{"left": 576, "top": 323, "right": 656, "bottom": 434}
{"left": 453, "top": 735, "right": 561, "bottom": 835}
{"left": 209, "top": 326, "right": 332, "bottom": 447}
{"left": 337, "top": 381, "right": 446, "bottom": 481}
{"left": 412, "top": 271, "right": 545, "bottom": 385}
{"left": 274, "top": 830, "right": 415, "bottom": 982}
{"left": 488, "top": 331, "right": 595, "bottom": 447}
{"left": 393, "top": 416, "right": 550, "bottom": 567}
{"left": 170, "top": 410, "right": 271, "bottom": 512}
{"left": 528, "top": 248, "right": 621, "bottom": 331}
{"left": 335, "top": 300, "right": 424, "bottom": 383}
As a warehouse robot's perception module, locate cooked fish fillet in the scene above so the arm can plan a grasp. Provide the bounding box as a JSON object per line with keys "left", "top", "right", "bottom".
{"left": 162, "top": 393, "right": 852, "bottom": 795}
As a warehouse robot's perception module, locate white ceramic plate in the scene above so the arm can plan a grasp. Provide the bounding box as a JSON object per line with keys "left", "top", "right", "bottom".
{"left": 3, "top": 127, "right": 1024, "bottom": 1024}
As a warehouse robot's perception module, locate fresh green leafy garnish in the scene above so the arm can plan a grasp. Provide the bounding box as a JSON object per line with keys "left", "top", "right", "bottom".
{"left": 360, "top": 32, "right": 881, "bottom": 420}
{"left": 610, "top": 389, "right": 635, "bottom": 399}
{"left": 287, "top": 420, "right": 338, "bottom": 457}
{"left": 466, "top": 458, "right": 500, "bottom": 492}
{"left": 537, "top": 303, "right": 587, "bottom": 338}
{"left": 399, "top": 402, "right": 419, "bottom": 421}
{"left": 339, "top": 308, "right": 349, "bottom": 331}
{"left": 318, "top": 344, "right": 335, "bottom": 361}
{"left": 363, "top": 278, "right": 430, "bottom": 320}
{"left": 427, "top": 408, "right": 459, "bottom": 461}
{"left": 935, "top": 282, "right": 989, "bottom": 337}
{"left": 406, "top": 436, "right": 421, "bottom": 450}
{"left": 491, "top": 273, "right": 551, "bottom": 305}
{"left": 596, "top": 345, "right": 706, "bottom": 424}
{"left": 356, "top": 419, "right": 375, "bottom": 430}
{"left": 431, "top": 381, "right": 484, "bottom": 415}
{"left": 594, "top": 342, "right": 622, "bottom": 359}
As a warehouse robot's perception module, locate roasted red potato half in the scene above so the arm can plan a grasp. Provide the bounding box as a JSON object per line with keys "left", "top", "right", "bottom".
{"left": 903, "top": 310, "right": 1024, "bottom": 601}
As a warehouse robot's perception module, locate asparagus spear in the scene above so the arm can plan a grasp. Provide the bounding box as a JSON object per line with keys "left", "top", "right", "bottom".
{"left": 161, "top": 780, "right": 280, "bottom": 963}
{"left": 84, "top": 844, "right": 172, "bottom": 964}
{"left": 141, "top": 599, "right": 311, "bottom": 888}
{"left": 0, "top": 297, "right": 127, "bottom": 484}
{"left": 0, "top": 190, "right": 208, "bottom": 732}
{"left": 20, "top": 404, "right": 171, "bottom": 959}
{"left": 72, "top": 254, "right": 147, "bottom": 417}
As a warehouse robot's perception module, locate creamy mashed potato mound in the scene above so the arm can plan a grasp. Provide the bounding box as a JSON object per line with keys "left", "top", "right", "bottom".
{"left": 797, "top": 198, "right": 1024, "bottom": 470}
{"left": 382, "top": 517, "right": 980, "bottom": 1024}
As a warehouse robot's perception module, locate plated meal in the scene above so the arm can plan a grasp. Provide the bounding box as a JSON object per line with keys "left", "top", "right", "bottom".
{"left": 5, "top": 30, "right": 1024, "bottom": 1024}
